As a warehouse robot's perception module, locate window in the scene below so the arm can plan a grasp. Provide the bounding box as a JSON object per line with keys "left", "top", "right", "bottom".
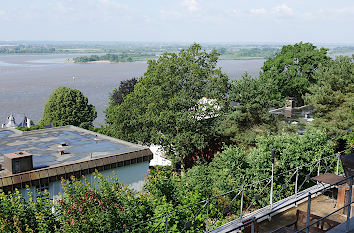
{"left": 36, "top": 183, "right": 50, "bottom": 197}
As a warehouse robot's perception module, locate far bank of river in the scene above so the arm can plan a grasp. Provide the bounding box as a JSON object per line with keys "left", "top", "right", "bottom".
{"left": 0, "top": 54, "right": 265, "bottom": 126}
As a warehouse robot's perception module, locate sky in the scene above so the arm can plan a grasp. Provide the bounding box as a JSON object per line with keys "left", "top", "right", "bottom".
{"left": 0, "top": 0, "right": 354, "bottom": 44}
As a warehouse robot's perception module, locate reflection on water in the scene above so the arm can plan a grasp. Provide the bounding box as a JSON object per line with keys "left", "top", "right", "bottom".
{"left": 0, "top": 60, "right": 41, "bottom": 67}
{"left": 0, "top": 60, "right": 22, "bottom": 67}
{"left": 0, "top": 54, "right": 265, "bottom": 126}
{"left": 28, "top": 58, "right": 67, "bottom": 64}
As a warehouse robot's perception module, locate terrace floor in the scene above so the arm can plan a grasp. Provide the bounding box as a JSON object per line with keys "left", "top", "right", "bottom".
{"left": 260, "top": 194, "right": 348, "bottom": 232}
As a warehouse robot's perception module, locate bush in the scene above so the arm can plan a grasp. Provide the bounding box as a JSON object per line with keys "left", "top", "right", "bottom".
{"left": 41, "top": 87, "right": 97, "bottom": 128}
{"left": 56, "top": 173, "right": 152, "bottom": 233}
{"left": 0, "top": 188, "right": 59, "bottom": 232}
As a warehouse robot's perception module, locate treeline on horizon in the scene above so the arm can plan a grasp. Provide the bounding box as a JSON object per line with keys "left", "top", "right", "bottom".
{"left": 219, "top": 47, "right": 280, "bottom": 59}
{"left": 72, "top": 53, "right": 153, "bottom": 63}
{"left": 1, "top": 42, "right": 354, "bottom": 60}
{"left": 4, "top": 42, "right": 354, "bottom": 232}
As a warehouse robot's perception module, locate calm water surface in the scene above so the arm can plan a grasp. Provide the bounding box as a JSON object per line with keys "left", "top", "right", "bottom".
{"left": 0, "top": 54, "right": 265, "bottom": 125}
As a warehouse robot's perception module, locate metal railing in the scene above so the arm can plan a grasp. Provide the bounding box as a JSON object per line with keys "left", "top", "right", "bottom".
{"left": 115, "top": 150, "right": 348, "bottom": 232}
{"left": 241, "top": 174, "right": 354, "bottom": 233}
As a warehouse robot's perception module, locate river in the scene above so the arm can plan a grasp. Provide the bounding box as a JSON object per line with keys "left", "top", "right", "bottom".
{"left": 0, "top": 54, "right": 265, "bottom": 126}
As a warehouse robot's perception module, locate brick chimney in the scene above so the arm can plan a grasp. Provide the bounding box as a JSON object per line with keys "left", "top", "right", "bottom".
{"left": 285, "top": 98, "right": 296, "bottom": 118}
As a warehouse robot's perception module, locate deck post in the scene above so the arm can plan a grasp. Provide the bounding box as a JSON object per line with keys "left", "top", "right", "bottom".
{"left": 336, "top": 152, "right": 340, "bottom": 175}
{"left": 165, "top": 214, "right": 168, "bottom": 233}
{"left": 295, "top": 167, "right": 299, "bottom": 207}
{"left": 270, "top": 150, "right": 275, "bottom": 209}
{"left": 240, "top": 187, "right": 244, "bottom": 217}
{"left": 206, "top": 198, "right": 209, "bottom": 232}
{"left": 306, "top": 192, "right": 312, "bottom": 233}
{"left": 346, "top": 177, "right": 353, "bottom": 232}
{"left": 317, "top": 160, "right": 321, "bottom": 185}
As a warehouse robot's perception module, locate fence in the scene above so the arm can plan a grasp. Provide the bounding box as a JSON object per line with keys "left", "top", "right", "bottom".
{"left": 115, "top": 150, "right": 348, "bottom": 232}
{"left": 238, "top": 174, "right": 354, "bottom": 233}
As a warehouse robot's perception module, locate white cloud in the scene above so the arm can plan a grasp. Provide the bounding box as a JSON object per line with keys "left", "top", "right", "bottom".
{"left": 334, "top": 7, "right": 354, "bottom": 15}
{"left": 97, "top": 0, "right": 124, "bottom": 9}
{"left": 250, "top": 8, "right": 267, "bottom": 15}
{"left": 160, "top": 9, "right": 183, "bottom": 19}
{"left": 0, "top": 10, "right": 9, "bottom": 21}
{"left": 301, "top": 7, "right": 354, "bottom": 22}
{"left": 273, "top": 3, "right": 293, "bottom": 16}
{"left": 181, "top": 0, "right": 200, "bottom": 12}
{"left": 224, "top": 9, "right": 243, "bottom": 17}
{"left": 232, "top": 9, "right": 241, "bottom": 14}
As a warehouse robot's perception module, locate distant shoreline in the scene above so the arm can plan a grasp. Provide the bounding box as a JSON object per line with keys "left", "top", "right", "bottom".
{"left": 69, "top": 57, "right": 267, "bottom": 63}
{"left": 88, "top": 60, "right": 112, "bottom": 64}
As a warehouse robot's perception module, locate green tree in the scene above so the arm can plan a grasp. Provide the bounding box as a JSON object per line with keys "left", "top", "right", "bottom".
{"left": 57, "top": 173, "right": 151, "bottom": 233}
{"left": 41, "top": 87, "right": 97, "bottom": 129}
{"left": 347, "top": 132, "right": 354, "bottom": 152}
{"left": 260, "top": 42, "right": 330, "bottom": 104}
{"left": 216, "top": 73, "right": 282, "bottom": 147}
{"left": 109, "top": 77, "right": 138, "bottom": 106}
{"left": 143, "top": 130, "right": 336, "bottom": 231}
{"left": 106, "top": 43, "right": 229, "bottom": 168}
{"left": 229, "top": 73, "right": 282, "bottom": 125}
{"left": 305, "top": 56, "right": 354, "bottom": 138}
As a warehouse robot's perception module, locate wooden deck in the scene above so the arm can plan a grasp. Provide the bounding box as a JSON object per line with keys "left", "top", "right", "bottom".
{"left": 327, "top": 217, "right": 354, "bottom": 233}
{"left": 209, "top": 184, "right": 330, "bottom": 233}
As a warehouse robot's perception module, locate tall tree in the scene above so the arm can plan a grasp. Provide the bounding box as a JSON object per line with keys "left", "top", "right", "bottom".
{"left": 41, "top": 86, "right": 97, "bottom": 129}
{"left": 229, "top": 73, "right": 282, "bottom": 126}
{"left": 305, "top": 56, "right": 354, "bottom": 138}
{"left": 106, "top": 44, "right": 229, "bottom": 168}
{"left": 110, "top": 77, "right": 138, "bottom": 106}
{"left": 260, "top": 42, "right": 330, "bottom": 104}
{"left": 216, "top": 73, "right": 282, "bottom": 147}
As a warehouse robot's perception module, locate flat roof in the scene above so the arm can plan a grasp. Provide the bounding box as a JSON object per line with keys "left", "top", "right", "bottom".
{"left": 0, "top": 126, "right": 148, "bottom": 177}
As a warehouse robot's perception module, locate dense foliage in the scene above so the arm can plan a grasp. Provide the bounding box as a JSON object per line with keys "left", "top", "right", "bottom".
{"left": 0, "top": 189, "right": 59, "bottom": 232}
{"left": 56, "top": 174, "right": 151, "bottom": 233}
{"left": 216, "top": 73, "right": 283, "bottom": 146}
{"left": 305, "top": 56, "right": 354, "bottom": 138}
{"left": 109, "top": 77, "right": 139, "bottom": 106}
{"left": 260, "top": 42, "right": 331, "bottom": 104}
{"left": 141, "top": 129, "right": 336, "bottom": 231}
{"left": 40, "top": 87, "right": 97, "bottom": 129}
{"left": 0, "top": 174, "right": 152, "bottom": 233}
{"left": 148, "top": 129, "right": 334, "bottom": 199}
{"left": 105, "top": 43, "right": 230, "bottom": 167}
{"left": 347, "top": 132, "right": 354, "bottom": 152}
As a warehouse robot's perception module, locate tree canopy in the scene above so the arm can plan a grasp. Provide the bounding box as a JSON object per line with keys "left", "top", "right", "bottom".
{"left": 229, "top": 73, "right": 282, "bottom": 126}
{"left": 109, "top": 77, "right": 138, "bottom": 106}
{"left": 260, "top": 42, "right": 330, "bottom": 104}
{"left": 105, "top": 43, "right": 229, "bottom": 167}
{"left": 41, "top": 86, "right": 97, "bottom": 129}
{"left": 305, "top": 56, "right": 354, "bottom": 138}
{"left": 216, "top": 73, "right": 282, "bottom": 147}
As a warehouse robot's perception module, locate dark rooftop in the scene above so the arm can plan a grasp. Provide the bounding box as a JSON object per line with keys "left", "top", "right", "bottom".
{"left": 0, "top": 126, "right": 148, "bottom": 177}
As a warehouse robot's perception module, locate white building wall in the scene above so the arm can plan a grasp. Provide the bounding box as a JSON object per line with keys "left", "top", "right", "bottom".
{"left": 149, "top": 145, "right": 172, "bottom": 166}
{"left": 19, "top": 161, "right": 150, "bottom": 201}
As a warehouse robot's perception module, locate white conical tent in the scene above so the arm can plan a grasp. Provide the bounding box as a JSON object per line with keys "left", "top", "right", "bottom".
{"left": 5, "top": 114, "right": 17, "bottom": 128}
